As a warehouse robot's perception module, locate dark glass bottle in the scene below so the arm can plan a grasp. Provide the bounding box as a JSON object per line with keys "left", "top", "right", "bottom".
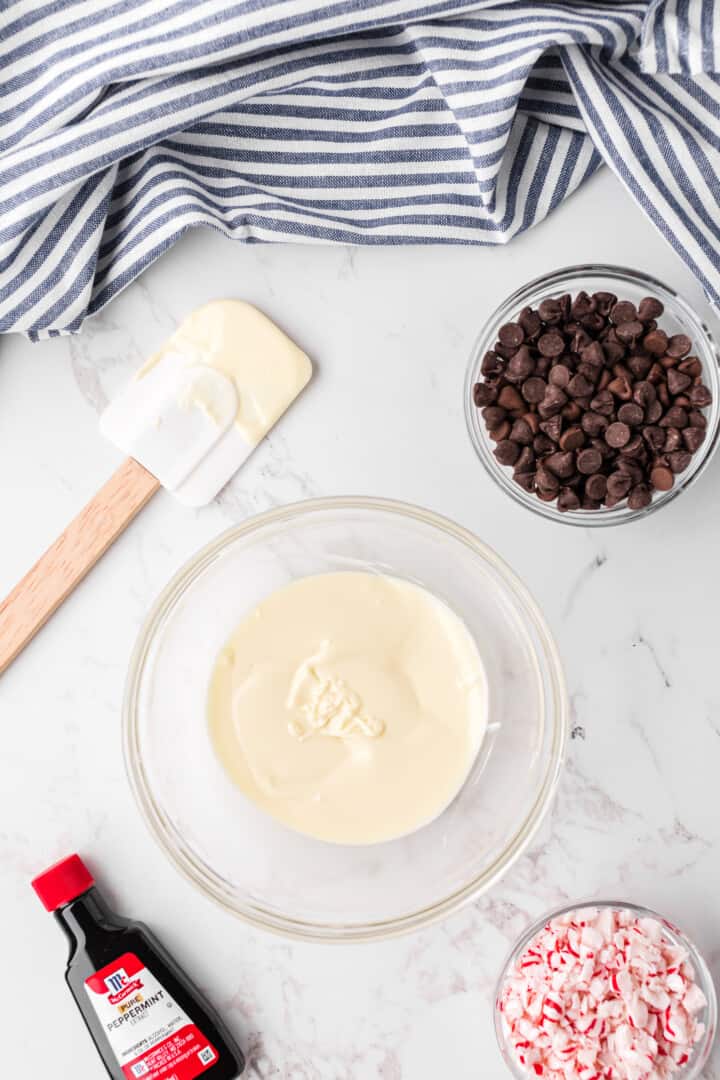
{"left": 32, "top": 854, "right": 245, "bottom": 1080}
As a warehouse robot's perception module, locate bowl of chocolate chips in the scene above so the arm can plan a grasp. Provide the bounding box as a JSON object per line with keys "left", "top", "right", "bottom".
{"left": 466, "top": 265, "right": 720, "bottom": 524}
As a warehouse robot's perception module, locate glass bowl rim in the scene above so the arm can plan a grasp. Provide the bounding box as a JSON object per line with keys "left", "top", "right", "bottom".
{"left": 464, "top": 263, "right": 720, "bottom": 528}
{"left": 122, "top": 495, "right": 569, "bottom": 943}
{"left": 493, "top": 898, "right": 718, "bottom": 1080}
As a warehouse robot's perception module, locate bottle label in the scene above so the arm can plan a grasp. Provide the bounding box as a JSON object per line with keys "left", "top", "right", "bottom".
{"left": 85, "top": 952, "right": 219, "bottom": 1080}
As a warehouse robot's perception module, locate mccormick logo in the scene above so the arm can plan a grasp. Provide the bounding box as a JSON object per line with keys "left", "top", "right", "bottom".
{"left": 105, "top": 967, "right": 144, "bottom": 1006}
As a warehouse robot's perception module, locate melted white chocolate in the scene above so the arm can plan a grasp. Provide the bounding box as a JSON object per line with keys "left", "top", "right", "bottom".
{"left": 207, "top": 572, "right": 487, "bottom": 845}
{"left": 285, "top": 639, "right": 385, "bottom": 742}
{"left": 138, "top": 299, "right": 311, "bottom": 446}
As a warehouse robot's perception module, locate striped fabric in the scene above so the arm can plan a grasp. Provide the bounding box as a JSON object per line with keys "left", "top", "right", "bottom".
{"left": 0, "top": 0, "right": 718, "bottom": 339}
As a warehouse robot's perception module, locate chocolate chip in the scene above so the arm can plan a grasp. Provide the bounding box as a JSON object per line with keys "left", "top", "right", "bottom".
{"left": 521, "top": 376, "right": 547, "bottom": 404}
{"left": 489, "top": 420, "right": 511, "bottom": 441}
{"left": 610, "top": 300, "right": 637, "bottom": 325}
{"left": 539, "top": 415, "right": 563, "bottom": 443}
{"left": 585, "top": 473, "right": 607, "bottom": 501}
{"left": 643, "top": 329, "right": 668, "bottom": 356}
{"left": 613, "top": 361, "right": 633, "bottom": 381}
{"left": 510, "top": 418, "right": 534, "bottom": 445}
{"left": 549, "top": 365, "right": 571, "bottom": 390}
{"left": 628, "top": 484, "right": 652, "bottom": 510}
{"left": 569, "top": 291, "right": 593, "bottom": 318}
{"left": 537, "top": 331, "right": 565, "bottom": 358}
{"left": 650, "top": 465, "right": 674, "bottom": 491}
{"left": 537, "top": 297, "right": 563, "bottom": 324}
{"left": 482, "top": 406, "right": 506, "bottom": 429}
{"left": 557, "top": 488, "right": 580, "bottom": 512}
{"left": 645, "top": 400, "right": 663, "bottom": 424}
{"left": 616, "top": 458, "right": 644, "bottom": 484}
{"left": 474, "top": 382, "right": 496, "bottom": 407}
{"left": 678, "top": 357, "right": 702, "bottom": 378}
{"left": 514, "top": 471, "right": 536, "bottom": 492}
{"left": 593, "top": 291, "right": 617, "bottom": 316}
{"left": 668, "top": 450, "right": 692, "bottom": 473}
{"left": 579, "top": 341, "right": 605, "bottom": 368}
{"left": 605, "top": 422, "right": 631, "bottom": 448}
{"left": 604, "top": 341, "right": 626, "bottom": 365}
{"left": 607, "top": 375, "right": 633, "bottom": 401}
{"left": 589, "top": 436, "right": 612, "bottom": 459}
{"left": 481, "top": 351, "right": 503, "bottom": 376}
{"left": 638, "top": 297, "right": 664, "bottom": 321}
{"left": 545, "top": 451, "right": 575, "bottom": 478}
{"left": 559, "top": 426, "right": 585, "bottom": 451}
{"left": 615, "top": 320, "right": 644, "bottom": 343}
{"left": 518, "top": 307, "right": 542, "bottom": 338}
{"left": 688, "top": 409, "right": 707, "bottom": 428}
{"left": 607, "top": 472, "right": 632, "bottom": 499}
{"left": 663, "top": 427, "right": 681, "bottom": 452}
{"left": 666, "top": 368, "right": 692, "bottom": 395}
{"left": 514, "top": 446, "right": 536, "bottom": 473}
{"left": 534, "top": 434, "right": 555, "bottom": 455}
{"left": 498, "top": 322, "right": 525, "bottom": 348}
{"left": 572, "top": 364, "right": 593, "bottom": 389}
{"left": 683, "top": 426, "right": 705, "bottom": 452}
{"left": 581, "top": 411, "right": 609, "bottom": 437}
{"left": 494, "top": 439, "right": 521, "bottom": 466}
{"left": 504, "top": 346, "right": 534, "bottom": 384}
{"left": 620, "top": 434, "right": 645, "bottom": 460}
{"left": 628, "top": 355, "right": 652, "bottom": 379}
{"left": 538, "top": 386, "right": 568, "bottom": 418}
{"left": 566, "top": 373, "right": 594, "bottom": 399}
{"left": 666, "top": 334, "right": 692, "bottom": 359}
{"left": 617, "top": 402, "right": 644, "bottom": 426}
{"left": 690, "top": 384, "right": 712, "bottom": 407}
{"left": 498, "top": 385, "right": 525, "bottom": 412}
{"left": 590, "top": 390, "right": 615, "bottom": 416}
{"left": 535, "top": 465, "right": 559, "bottom": 494}
{"left": 565, "top": 404, "right": 586, "bottom": 424}
{"left": 643, "top": 426, "right": 666, "bottom": 452}
{"left": 582, "top": 312, "right": 606, "bottom": 334}
{"left": 660, "top": 405, "right": 688, "bottom": 429}
{"left": 576, "top": 448, "right": 603, "bottom": 474}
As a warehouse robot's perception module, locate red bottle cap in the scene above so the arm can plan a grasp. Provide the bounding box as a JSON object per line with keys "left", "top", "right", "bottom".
{"left": 31, "top": 854, "right": 95, "bottom": 911}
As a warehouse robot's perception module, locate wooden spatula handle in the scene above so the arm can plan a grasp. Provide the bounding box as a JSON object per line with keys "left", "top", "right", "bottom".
{"left": 0, "top": 457, "right": 160, "bottom": 675}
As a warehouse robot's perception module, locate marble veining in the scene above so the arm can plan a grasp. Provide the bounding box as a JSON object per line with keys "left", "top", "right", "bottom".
{"left": 2, "top": 170, "right": 720, "bottom": 1079}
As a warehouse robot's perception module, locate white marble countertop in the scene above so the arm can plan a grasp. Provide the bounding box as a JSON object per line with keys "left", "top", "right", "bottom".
{"left": 2, "top": 168, "right": 720, "bottom": 1080}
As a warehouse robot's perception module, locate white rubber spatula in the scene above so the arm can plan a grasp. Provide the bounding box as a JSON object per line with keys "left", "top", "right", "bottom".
{"left": 0, "top": 300, "right": 312, "bottom": 674}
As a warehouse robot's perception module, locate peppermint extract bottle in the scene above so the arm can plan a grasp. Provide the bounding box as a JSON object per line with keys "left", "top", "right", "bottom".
{"left": 32, "top": 854, "right": 245, "bottom": 1080}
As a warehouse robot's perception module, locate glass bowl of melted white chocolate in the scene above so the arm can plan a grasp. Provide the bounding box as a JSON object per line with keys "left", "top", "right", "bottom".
{"left": 124, "top": 497, "right": 568, "bottom": 941}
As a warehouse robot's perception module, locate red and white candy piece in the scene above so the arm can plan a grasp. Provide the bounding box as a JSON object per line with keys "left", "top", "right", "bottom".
{"left": 498, "top": 907, "right": 706, "bottom": 1080}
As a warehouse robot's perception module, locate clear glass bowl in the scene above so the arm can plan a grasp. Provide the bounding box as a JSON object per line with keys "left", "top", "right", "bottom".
{"left": 495, "top": 900, "right": 717, "bottom": 1080}
{"left": 465, "top": 265, "right": 720, "bottom": 526}
{"left": 123, "top": 497, "right": 568, "bottom": 942}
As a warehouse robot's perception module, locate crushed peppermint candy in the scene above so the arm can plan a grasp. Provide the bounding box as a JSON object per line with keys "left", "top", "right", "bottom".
{"left": 498, "top": 906, "right": 707, "bottom": 1080}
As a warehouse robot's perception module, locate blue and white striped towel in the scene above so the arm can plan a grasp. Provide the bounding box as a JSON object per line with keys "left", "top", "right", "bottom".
{"left": 0, "top": 0, "right": 718, "bottom": 339}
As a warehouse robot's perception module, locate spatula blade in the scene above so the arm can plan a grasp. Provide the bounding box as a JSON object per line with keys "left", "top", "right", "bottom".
{"left": 100, "top": 301, "right": 312, "bottom": 506}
